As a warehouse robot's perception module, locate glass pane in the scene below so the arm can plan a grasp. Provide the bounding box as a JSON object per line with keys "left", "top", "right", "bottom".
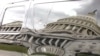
{"left": 2, "top": 6, "right": 25, "bottom": 25}
{"left": 32, "top": 1, "right": 78, "bottom": 31}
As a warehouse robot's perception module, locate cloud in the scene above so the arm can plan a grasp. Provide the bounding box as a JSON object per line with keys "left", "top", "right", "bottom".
{"left": 75, "top": 0, "right": 100, "bottom": 25}
{"left": 75, "top": 0, "right": 94, "bottom": 13}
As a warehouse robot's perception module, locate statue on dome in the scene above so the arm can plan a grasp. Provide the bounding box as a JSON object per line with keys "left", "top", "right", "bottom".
{"left": 88, "top": 9, "right": 97, "bottom": 16}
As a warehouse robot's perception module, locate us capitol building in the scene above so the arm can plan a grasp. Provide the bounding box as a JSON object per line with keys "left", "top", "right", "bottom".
{"left": 40, "top": 10, "right": 100, "bottom": 56}
{"left": 0, "top": 10, "right": 100, "bottom": 56}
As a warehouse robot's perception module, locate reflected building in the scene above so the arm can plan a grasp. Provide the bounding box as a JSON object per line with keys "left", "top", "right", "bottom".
{"left": 1, "top": 21, "right": 22, "bottom": 32}
{"left": 44, "top": 10, "right": 100, "bottom": 36}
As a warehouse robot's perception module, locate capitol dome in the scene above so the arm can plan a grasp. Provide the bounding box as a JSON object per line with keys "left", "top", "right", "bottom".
{"left": 43, "top": 10, "right": 100, "bottom": 36}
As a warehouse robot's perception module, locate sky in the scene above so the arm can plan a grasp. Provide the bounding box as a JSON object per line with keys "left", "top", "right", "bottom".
{"left": 0, "top": 0, "right": 100, "bottom": 30}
